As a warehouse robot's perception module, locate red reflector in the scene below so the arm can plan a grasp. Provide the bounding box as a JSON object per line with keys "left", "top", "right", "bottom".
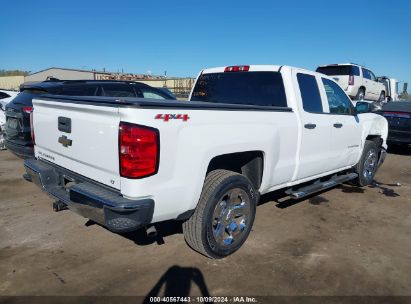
{"left": 224, "top": 65, "right": 250, "bottom": 72}
{"left": 23, "top": 106, "right": 33, "bottom": 114}
{"left": 119, "top": 122, "right": 159, "bottom": 178}
{"left": 348, "top": 75, "right": 354, "bottom": 85}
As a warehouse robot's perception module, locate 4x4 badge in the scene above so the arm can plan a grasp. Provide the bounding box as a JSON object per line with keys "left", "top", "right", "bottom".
{"left": 58, "top": 135, "right": 72, "bottom": 147}
{"left": 155, "top": 114, "right": 190, "bottom": 122}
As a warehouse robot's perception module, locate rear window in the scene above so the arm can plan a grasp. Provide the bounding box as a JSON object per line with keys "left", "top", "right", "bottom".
{"left": 190, "top": 71, "right": 287, "bottom": 107}
{"left": 7, "top": 90, "right": 47, "bottom": 106}
{"left": 316, "top": 66, "right": 356, "bottom": 76}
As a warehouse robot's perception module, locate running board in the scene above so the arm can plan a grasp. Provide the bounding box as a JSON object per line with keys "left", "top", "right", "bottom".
{"left": 285, "top": 173, "right": 358, "bottom": 199}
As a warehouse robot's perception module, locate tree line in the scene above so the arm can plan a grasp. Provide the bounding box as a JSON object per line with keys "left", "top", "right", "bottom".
{"left": 0, "top": 69, "right": 30, "bottom": 76}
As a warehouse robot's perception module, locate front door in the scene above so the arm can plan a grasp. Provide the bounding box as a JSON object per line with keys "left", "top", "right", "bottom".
{"left": 320, "top": 77, "right": 362, "bottom": 168}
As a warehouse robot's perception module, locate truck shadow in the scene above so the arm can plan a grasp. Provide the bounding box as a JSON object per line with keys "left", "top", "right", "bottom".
{"left": 143, "top": 265, "right": 210, "bottom": 301}
{"left": 121, "top": 220, "right": 183, "bottom": 246}
{"left": 368, "top": 180, "right": 400, "bottom": 197}
{"left": 259, "top": 189, "right": 330, "bottom": 209}
{"left": 85, "top": 219, "right": 183, "bottom": 246}
{"left": 259, "top": 179, "right": 400, "bottom": 209}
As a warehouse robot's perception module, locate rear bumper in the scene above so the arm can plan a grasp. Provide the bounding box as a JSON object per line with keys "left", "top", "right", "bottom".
{"left": 24, "top": 158, "right": 154, "bottom": 233}
{"left": 5, "top": 139, "right": 34, "bottom": 159}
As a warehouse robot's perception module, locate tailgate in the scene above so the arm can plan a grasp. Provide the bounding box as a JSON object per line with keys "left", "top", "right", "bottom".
{"left": 32, "top": 98, "right": 121, "bottom": 190}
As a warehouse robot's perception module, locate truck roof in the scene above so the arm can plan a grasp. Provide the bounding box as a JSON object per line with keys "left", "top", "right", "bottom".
{"left": 201, "top": 64, "right": 325, "bottom": 75}
{"left": 317, "top": 63, "right": 366, "bottom": 68}
{"left": 20, "top": 80, "right": 153, "bottom": 92}
{"left": 201, "top": 65, "right": 282, "bottom": 74}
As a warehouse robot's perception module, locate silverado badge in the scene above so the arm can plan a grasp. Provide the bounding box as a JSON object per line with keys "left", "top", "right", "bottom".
{"left": 58, "top": 135, "right": 72, "bottom": 147}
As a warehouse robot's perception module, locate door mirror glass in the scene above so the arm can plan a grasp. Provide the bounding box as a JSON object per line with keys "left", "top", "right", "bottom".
{"left": 355, "top": 101, "right": 371, "bottom": 113}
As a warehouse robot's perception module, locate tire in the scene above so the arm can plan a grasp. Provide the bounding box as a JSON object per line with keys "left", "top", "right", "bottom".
{"left": 356, "top": 88, "right": 365, "bottom": 100}
{"left": 183, "top": 169, "right": 257, "bottom": 258}
{"left": 352, "top": 140, "right": 379, "bottom": 187}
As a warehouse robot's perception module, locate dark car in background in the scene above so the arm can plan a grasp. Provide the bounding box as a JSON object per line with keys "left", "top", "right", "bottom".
{"left": 4, "top": 80, "right": 176, "bottom": 158}
{"left": 378, "top": 101, "right": 411, "bottom": 147}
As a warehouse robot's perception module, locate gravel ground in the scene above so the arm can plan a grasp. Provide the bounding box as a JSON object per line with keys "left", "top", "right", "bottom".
{"left": 0, "top": 147, "right": 410, "bottom": 298}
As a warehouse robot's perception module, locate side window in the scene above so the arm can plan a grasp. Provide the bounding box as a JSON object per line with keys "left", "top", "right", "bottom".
{"left": 322, "top": 78, "right": 353, "bottom": 115}
{"left": 297, "top": 73, "right": 323, "bottom": 113}
{"left": 139, "top": 87, "right": 166, "bottom": 100}
{"left": 101, "top": 84, "right": 137, "bottom": 97}
{"left": 0, "top": 92, "right": 11, "bottom": 99}
{"left": 351, "top": 66, "right": 360, "bottom": 76}
{"left": 58, "top": 85, "right": 98, "bottom": 96}
{"left": 362, "top": 68, "right": 371, "bottom": 80}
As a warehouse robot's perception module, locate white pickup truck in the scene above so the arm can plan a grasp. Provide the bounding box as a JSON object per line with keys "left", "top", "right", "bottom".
{"left": 24, "top": 65, "right": 388, "bottom": 258}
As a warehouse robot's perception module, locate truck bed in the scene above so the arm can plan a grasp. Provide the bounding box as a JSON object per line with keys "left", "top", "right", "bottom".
{"left": 39, "top": 94, "right": 293, "bottom": 112}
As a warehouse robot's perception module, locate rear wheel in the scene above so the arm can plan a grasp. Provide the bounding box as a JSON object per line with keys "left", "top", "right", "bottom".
{"left": 183, "top": 170, "right": 257, "bottom": 258}
{"left": 356, "top": 88, "right": 365, "bottom": 100}
{"left": 352, "top": 140, "right": 379, "bottom": 186}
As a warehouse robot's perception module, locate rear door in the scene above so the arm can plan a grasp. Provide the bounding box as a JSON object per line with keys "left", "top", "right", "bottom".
{"left": 33, "top": 98, "right": 121, "bottom": 189}
{"left": 320, "top": 78, "right": 362, "bottom": 168}
{"left": 368, "top": 70, "right": 381, "bottom": 99}
{"left": 361, "top": 68, "right": 375, "bottom": 99}
{"left": 293, "top": 70, "right": 335, "bottom": 180}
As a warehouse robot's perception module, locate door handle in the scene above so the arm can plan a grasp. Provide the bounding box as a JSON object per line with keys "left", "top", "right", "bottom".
{"left": 304, "top": 123, "right": 316, "bottom": 129}
{"left": 333, "top": 123, "right": 343, "bottom": 128}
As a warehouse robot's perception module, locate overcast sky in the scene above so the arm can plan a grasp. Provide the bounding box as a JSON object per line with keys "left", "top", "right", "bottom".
{"left": 1, "top": 0, "right": 410, "bottom": 88}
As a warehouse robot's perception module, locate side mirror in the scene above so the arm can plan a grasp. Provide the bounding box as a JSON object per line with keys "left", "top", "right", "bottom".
{"left": 355, "top": 101, "right": 372, "bottom": 113}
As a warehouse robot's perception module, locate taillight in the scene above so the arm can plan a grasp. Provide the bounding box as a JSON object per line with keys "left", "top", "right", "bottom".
{"left": 383, "top": 111, "right": 410, "bottom": 118}
{"left": 348, "top": 75, "right": 354, "bottom": 85}
{"left": 119, "top": 122, "right": 159, "bottom": 178}
{"left": 30, "top": 111, "right": 35, "bottom": 144}
{"left": 224, "top": 65, "right": 250, "bottom": 72}
{"left": 22, "top": 106, "right": 33, "bottom": 114}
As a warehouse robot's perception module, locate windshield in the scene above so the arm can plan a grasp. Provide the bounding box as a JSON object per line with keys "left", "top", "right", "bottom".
{"left": 190, "top": 71, "right": 287, "bottom": 107}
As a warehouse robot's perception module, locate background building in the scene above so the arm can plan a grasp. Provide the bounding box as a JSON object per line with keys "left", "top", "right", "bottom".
{"left": 0, "top": 76, "right": 25, "bottom": 90}
{"left": 21, "top": 67, "right": 195, "bottom": 97}
{"left": 24, "top": 67, "right": 112, "bottom": 82}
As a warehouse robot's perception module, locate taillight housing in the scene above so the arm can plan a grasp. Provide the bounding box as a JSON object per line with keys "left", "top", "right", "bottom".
{"left": 348, "top": 75, "right": 354, "bottom": 85}
{"left": 224, "top": 65, "right": 250, "bottom": 72}
{"left": 119, "top": 122, "right": 159, "bottom": 179}
{"left": 23, "top": 106, "right": 33, "bottom": 114}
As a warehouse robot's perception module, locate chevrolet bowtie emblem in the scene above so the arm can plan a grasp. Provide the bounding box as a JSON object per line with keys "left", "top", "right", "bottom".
{"left": 58, "top": 135, "right": 72, "bottom": 147}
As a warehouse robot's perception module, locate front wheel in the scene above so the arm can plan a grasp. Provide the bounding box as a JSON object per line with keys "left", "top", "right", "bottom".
{"left": 183, "top": 169, "right": 257, "bottom": 258}
{"left": 352, "top": 140, "right": 379, "bottom": 187}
